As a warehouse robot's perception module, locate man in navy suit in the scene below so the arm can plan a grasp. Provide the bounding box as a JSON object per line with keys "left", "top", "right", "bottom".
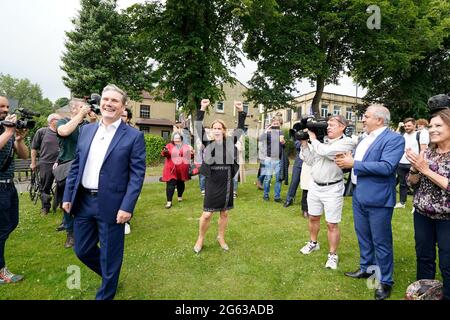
{"left": 335, "top": 105, "right": 404, "bottom": 300}
{"left": 63, "top": 84, "right": 146, "bottom": 300}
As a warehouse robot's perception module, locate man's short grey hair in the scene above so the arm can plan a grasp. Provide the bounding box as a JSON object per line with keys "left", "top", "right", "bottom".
{"left": 69, "top": 98, "right": 86, "bottom": 109}
{"left": 47, "top": 113, "right": 60, "bottom": 123}
{"left": 102, "top": 84, "right": 128, "bottom": 105}
{"left": 368, "top": 104, "right": 390, "bottom": 126}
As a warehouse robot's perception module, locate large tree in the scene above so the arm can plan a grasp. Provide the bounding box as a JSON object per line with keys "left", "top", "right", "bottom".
{"left": 126, "top": 0, "right": 245, "bottom": 117}
{"left": 243, "top": 0, "right": 449, "bottom": 117}
{"left": 61, "top": 0, "right": 154, "bottom": 100}
{"left": 349, "top": 0, "right": 450, "bottom": 123}
{"left": 0, "top": 73, "right": 53, "bottom": 116}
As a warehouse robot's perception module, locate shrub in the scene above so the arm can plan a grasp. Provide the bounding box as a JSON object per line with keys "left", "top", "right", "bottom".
{"left": 144, "top": 134, "right": 166, "bottom": 166}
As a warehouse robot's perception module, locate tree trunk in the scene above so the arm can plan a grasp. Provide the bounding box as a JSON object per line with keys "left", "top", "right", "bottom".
{"left": 311, "top": 75, "right": 325, "bottom": 117}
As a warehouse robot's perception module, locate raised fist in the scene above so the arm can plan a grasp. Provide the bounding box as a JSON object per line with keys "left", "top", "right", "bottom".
{"left": 200, "top": 99, "right": 210, "bottom": 111}
{"left": 234, "top": 101, "right": 243, "bottom": 112}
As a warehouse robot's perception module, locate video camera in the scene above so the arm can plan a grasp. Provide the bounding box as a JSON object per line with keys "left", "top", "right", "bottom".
{"left": 85, "top": 93, "right": 102, "bottom": 115}
{"left": 0, "top": 108, "right": 40, "bottom": 129}
{"left": 427, "top": 93, "right": 450, "bottom": 115}
{"left": 289, "top": 116, "right": 328, "bottom": 143}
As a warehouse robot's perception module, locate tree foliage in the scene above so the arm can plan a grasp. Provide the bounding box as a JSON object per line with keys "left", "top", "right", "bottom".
{"left": 61, "top": 0, "right": 155, "bottom": 101}
{"left": 349, "top": 0, "right": 450, "bottom": 123}
{"left": 0, "top": 73, "right": 53, "bottom": 116}
{"left": 126, "top": 0, "right": 245, "bottom": 117}
{"left": 242, "top": 0, "right": 450, "bottom": 119}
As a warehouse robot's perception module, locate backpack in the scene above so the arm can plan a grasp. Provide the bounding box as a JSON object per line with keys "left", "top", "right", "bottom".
{"left": 405, "top": 279, "right": 443, "bottom": 300}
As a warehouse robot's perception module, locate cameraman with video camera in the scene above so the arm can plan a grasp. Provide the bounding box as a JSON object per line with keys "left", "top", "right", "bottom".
{"left": 0, "top": 95, "right": 29, "bottom": 284}
{"left": 54, "top": 98, "right": 97, "bottom": 248}
{"left": 299, "top": 114, "right": 354, "bottom": 270}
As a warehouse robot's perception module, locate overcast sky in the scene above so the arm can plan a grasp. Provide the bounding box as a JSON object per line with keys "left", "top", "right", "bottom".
{"left": 0, "top": 0, "right": 365, "bottom": 102}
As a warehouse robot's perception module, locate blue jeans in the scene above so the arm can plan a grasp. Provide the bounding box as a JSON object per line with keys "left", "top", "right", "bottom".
{"left": 199, "top": 174, "right": 206, "bottom": 192}
{"left": 233, "top": 172, "right": 239, "bottom": 193}
{"left": 262, "top": 159, "right": 281, "bottom": 200}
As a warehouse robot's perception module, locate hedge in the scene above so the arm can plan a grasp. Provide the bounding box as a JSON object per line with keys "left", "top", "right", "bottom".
{"left": 144, "top": 134, "right": 167, "bottom": 166}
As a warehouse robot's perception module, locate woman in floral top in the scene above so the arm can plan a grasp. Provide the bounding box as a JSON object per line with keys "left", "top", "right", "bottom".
{"left": 406, "top": 108, "right": 450, "bottom": 300}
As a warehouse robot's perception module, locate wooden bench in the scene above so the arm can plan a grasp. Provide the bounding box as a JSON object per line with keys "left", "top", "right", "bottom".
{"left": 14, "top": 158, "right": 32, "bottom": 182}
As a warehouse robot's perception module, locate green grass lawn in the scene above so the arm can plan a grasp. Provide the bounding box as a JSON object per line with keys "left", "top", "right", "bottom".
{"left": 0, "top": 176, "right": 426, "bottom": 300}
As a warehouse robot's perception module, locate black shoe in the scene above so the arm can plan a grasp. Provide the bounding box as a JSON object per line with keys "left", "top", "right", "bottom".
{"left": 56, "top": 223, "right": 65, "bottom": 232}
{"left": 344, "top": 269, "right": 374, "bottom": 279}
{"left": 274, "top": 198, "right": 282, "bottom": 203}
{"left": 375, "top": 284, "right": 392, "bottom": 300}
{"left": 283, "top": 200, "right": 293, "bottom": 207}
{"left": 64, "top": 232, "right": 75, "bottom": 248}
{"left": 263, "top": 196, "right": 269, "bottom": 201}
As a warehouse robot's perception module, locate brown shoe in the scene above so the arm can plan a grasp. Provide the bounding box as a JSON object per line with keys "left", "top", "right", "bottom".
{"left": 64, "top": 232, "right": 75, "bottom": 248}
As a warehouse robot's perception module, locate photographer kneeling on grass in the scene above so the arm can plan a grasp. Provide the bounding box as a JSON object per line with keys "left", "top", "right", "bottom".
{"left": 299, "top": 115, "right": 354, "bottom": 270}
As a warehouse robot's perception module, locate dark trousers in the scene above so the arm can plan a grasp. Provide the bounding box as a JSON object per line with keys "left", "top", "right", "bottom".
{"left": 0, "top": 183, "right": 19, "bottom": 270}
{"left": 39, "top": 162, "right": 55, "bottom": 210}
{"left": 353, "top": 187, "right": 394, "bottom": 286}
{"left": 301, "top": 190, "right": 308, "bottom": 213}
{"left": 57, "top": 179, "right": 73, "bottom": 232}
{"left": 166, "top": 179, "right": 185, "bottom": 201}
{"left": 73, "top": 193, "right": 125, "bottom": 300}
{"left": 286, "top": 165, "right": 302, "bottom": 202}
{"left": 414, "top": 210, "right": 450, "bottom": 300}
{"left": 397, "top": 163, "right": 411, "bottom": 204}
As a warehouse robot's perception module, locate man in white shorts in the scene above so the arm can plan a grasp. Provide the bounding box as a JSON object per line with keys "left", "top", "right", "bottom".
{"left": 299, "top": 115, "right": 354, "bottom": 269}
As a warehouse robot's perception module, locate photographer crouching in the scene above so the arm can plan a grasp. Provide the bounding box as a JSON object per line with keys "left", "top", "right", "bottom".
{"left": 299, "top": 115, "right": 354, "bottom": 270}
{"left": 0, "top": 95, "right": 29, "bottom": 284}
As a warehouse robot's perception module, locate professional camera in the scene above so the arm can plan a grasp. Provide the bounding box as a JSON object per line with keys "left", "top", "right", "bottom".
{"left": 0, "top": 108, "right": 39, "bottom": 129}
{"left": 289, "top": 116, "right": 328, "bottom": 143}
{"left": 85, "top": 93, "right": 102, "bottom": 115}
{"left": 427, "top": 93, "right": 450, "bottom": 114}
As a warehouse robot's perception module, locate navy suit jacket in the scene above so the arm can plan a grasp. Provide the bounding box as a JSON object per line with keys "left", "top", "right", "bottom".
{"left": 63, "top": 121, "right": 146, "bottom": 224}
{"left": 353, "top": 128, "right": 405, "bottom": 208}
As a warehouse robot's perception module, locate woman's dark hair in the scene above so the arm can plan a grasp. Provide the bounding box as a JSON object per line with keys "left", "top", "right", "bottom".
{"left": 125, "top": 107, "right": 132, "bottom": 120}
{"left": 429, "top": 108, "right": 450, "bottom": 150}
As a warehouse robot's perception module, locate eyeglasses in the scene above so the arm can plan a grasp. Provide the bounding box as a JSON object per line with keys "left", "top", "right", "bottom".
{"left": 330, "top": 116, "right": 347, "bottom": 126}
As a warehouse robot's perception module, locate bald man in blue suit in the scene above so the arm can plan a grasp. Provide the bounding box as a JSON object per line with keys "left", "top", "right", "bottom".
{"left": 63, "top": 84, "right": 146, "bottom": 300}
{"left": 336, "top": 105, "right": 405, "bottom": 300}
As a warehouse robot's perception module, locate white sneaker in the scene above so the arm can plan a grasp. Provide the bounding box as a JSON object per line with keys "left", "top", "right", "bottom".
{"left": 325, "top": 253, "right": 339, "bottom": 270}
{"left": 124, "top": 223, "right": 131, "bottom": 235}
{"left": 300, "top": 241, "right": 320, "bottom": 255}
{"left": 201, "top": 190, "right": 205, "bottom": 197}
{"left": 394, "top": 202, "right": 405, "bottom": 209}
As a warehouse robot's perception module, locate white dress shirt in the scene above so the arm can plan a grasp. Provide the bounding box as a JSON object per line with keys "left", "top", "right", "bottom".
{"left": 82, "top": 118, "right": 122, "bottom": 189}
{"left": 352, "top": 126, "right": 387, "bottom": 185}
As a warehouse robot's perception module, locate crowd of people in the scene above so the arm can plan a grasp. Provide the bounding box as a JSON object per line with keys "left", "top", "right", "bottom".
{"left": 0, "top": 88, "right": 449, "bottom": 301}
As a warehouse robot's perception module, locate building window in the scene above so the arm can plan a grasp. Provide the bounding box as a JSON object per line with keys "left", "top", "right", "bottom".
{"left": 139, "top": 125, "right": 150, "bottom": 134}
{"left": 297, "top": 107, "right": 302, "bottom": 120}
{"left": 216, "top": 101, "right": 224, "bottom": 113}
{"left": 321, "top": 104, "right": 328, "bottom": 118}
{"left": 162, "top": 130, "right": 170, "bottom": 140}
{"left": 333, "top": 105, "right": 341, "bottom": 116}
{"left": 286, "top": 109, "right": 292, "bottom": 122}
{"left": 140, "top": 105, "right": 150, "bottom": 118}
{"left": 243, "top": 102, "right": 249, "bottom": 114}
{"left": 346, "top": 107, "right": 353, "bottom": 121}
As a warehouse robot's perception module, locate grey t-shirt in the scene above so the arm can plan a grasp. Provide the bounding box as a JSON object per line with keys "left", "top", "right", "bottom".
{"left": 31, "top": 127, "right": 60, "bottom": 164}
